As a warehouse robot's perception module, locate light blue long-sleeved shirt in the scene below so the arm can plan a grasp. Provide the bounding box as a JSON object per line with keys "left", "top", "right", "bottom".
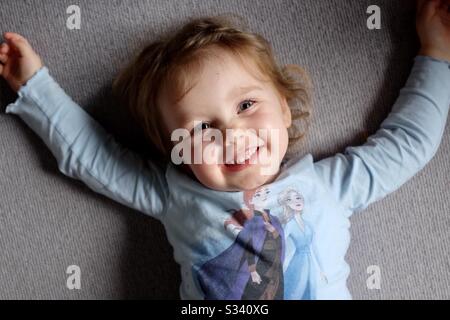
{"left": 5, "top": 56, "right": 450, "bottom": 300}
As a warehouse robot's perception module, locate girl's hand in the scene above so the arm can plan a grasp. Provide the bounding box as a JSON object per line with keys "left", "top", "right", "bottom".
{"left": 0, "top": 32, "right": 43, "bottom": 92}
{"left": 417, "top": 0, "right": 450, "bottom": 62}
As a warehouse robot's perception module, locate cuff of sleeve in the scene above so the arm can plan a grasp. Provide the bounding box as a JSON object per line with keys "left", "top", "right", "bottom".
{"left": 408, "top": 55, "right": 450, "bottom": 107}
{"left": 416, "top": 55, "right": 450, "bottom": 67}
{"left": 5, "top": 66, "right": 50, "bottom": 115}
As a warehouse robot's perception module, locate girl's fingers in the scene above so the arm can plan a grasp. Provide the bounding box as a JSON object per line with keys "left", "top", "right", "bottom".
{"left": 2, "top": 33, "right": 18, "bottom": 54}
{"left": 416, "top": 0, "right": 436, "bottom": 13}
{"left": 0, "top": 53, "right": 8, "bottom": 64}
{"left": 4, "top": 32, "right": 26, "bottom": 42}
{"left": 0, "top": 63, "right": 3, "bottom": 76}
{"left": 419, "top": 0, "right": 440, "bottom": 21}
{"left": 0, "top": 42, "right": 10, "bottom": 54}
{"left": 3, "top": 32, "right": 32, "bottom": 57}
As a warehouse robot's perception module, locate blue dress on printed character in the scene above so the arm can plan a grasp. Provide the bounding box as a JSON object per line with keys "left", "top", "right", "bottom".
{"left": 283, "top": 218, "right": 314, "bottom": 299}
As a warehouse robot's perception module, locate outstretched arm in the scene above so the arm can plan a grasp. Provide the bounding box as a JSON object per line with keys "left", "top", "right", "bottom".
{"left": 1, "top": 33, "right": 168, "bottom": 218}
{"left": 313, "top": 1, "right": 450, "bottom": 214}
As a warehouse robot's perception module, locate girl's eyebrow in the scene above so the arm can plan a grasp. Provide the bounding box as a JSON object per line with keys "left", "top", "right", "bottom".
{"left": 176, "top": 85, "right": 263, "bottom": 115}
{"left": 227, "top": 85, "right": 263, "bottom": 101}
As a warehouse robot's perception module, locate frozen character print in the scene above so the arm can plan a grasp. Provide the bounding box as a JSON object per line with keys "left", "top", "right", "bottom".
{"left": 196, "top": 186, "right": 285, "bottom": 300}
{"left": 278, "top": 187, "right": 327, "bottom": 300}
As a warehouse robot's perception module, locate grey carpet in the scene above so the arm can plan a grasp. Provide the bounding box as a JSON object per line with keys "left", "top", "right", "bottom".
{"left": 0, "top": 0, "right": 449, "bottom": 299}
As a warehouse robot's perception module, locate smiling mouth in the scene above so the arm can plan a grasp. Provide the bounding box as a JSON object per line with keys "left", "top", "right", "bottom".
{"left": 223, "top": 146, "right": 261, "bottom": 172}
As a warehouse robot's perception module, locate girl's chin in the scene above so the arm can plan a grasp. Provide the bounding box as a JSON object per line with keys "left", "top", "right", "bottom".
{"left": 226, "top": 170, "right": 279, "bottom": 191}
{"left": 197, "top": 171, "right": 278, "bottom": 192}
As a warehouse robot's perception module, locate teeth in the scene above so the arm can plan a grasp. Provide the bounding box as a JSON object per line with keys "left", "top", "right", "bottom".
{"left": 247, "top": 147, "right": 257, "bottom": 159}
{"left": 226, "top": 144, "right": 264, "bottom": 165}
{"left": 236, "top": 146, "right": 258, "bottom": 163}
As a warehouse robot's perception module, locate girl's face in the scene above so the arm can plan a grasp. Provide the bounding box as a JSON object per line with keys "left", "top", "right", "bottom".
{"left": 159, "top": 48, "right": 292, "bottom": 191}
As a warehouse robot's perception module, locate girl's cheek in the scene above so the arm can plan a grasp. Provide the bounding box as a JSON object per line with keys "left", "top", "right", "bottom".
{"left": 251, "top": 107, "right": 286, "bottom": 130}
{"left": 250, "top": 111, "right": 275, "bottom": 128}
{"left": 203, "top": 142, "right": 224, "bottom": 165}
{"left": 188, "top": 138, "right": 224, "bottom": 165}
{"left": 188, "top": 134, "right": 210, "bottom": 164}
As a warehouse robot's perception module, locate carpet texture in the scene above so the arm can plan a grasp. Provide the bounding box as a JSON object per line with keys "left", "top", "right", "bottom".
{"left": 0, "top": 0, "right": 449, "bottom": 299}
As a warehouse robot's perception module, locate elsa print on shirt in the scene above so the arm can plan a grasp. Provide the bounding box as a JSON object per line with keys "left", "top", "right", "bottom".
{"left": 278, "top": 187, "right": 327, "bottom": 300}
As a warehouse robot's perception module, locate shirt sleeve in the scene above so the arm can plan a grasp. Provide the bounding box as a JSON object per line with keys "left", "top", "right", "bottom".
{"left": 313, "top": 55, "right": 450, "bottom": 214}
{"left": 5, "top": 66, "right": 169, "bottom": 218}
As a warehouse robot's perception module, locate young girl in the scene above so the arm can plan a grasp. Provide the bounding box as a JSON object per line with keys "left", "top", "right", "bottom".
{"left": 1, "top": 0, "right": 449, "bottom": 299}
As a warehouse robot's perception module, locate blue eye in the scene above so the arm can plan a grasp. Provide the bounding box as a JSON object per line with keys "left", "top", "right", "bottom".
{"left": 200, "top": 122, "right": 211, "bottom": 130}
{"left": 191, "top": 122, "right": 211, "bottom": 135}
{"left": 238, "top": 100, "right": 256, "bottom": 113}
{"left": 197, "top": 122, "right": 211, "bottom": 130}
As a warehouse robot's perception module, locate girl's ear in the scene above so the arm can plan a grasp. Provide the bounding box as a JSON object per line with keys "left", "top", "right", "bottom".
{"left": 280, "top": 96, "right": 292, "bottom": 128}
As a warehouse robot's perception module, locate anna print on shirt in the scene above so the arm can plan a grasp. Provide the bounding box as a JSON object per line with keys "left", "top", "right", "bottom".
{"left": 196, "top": 186, "right": 285, "bottom": 299}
